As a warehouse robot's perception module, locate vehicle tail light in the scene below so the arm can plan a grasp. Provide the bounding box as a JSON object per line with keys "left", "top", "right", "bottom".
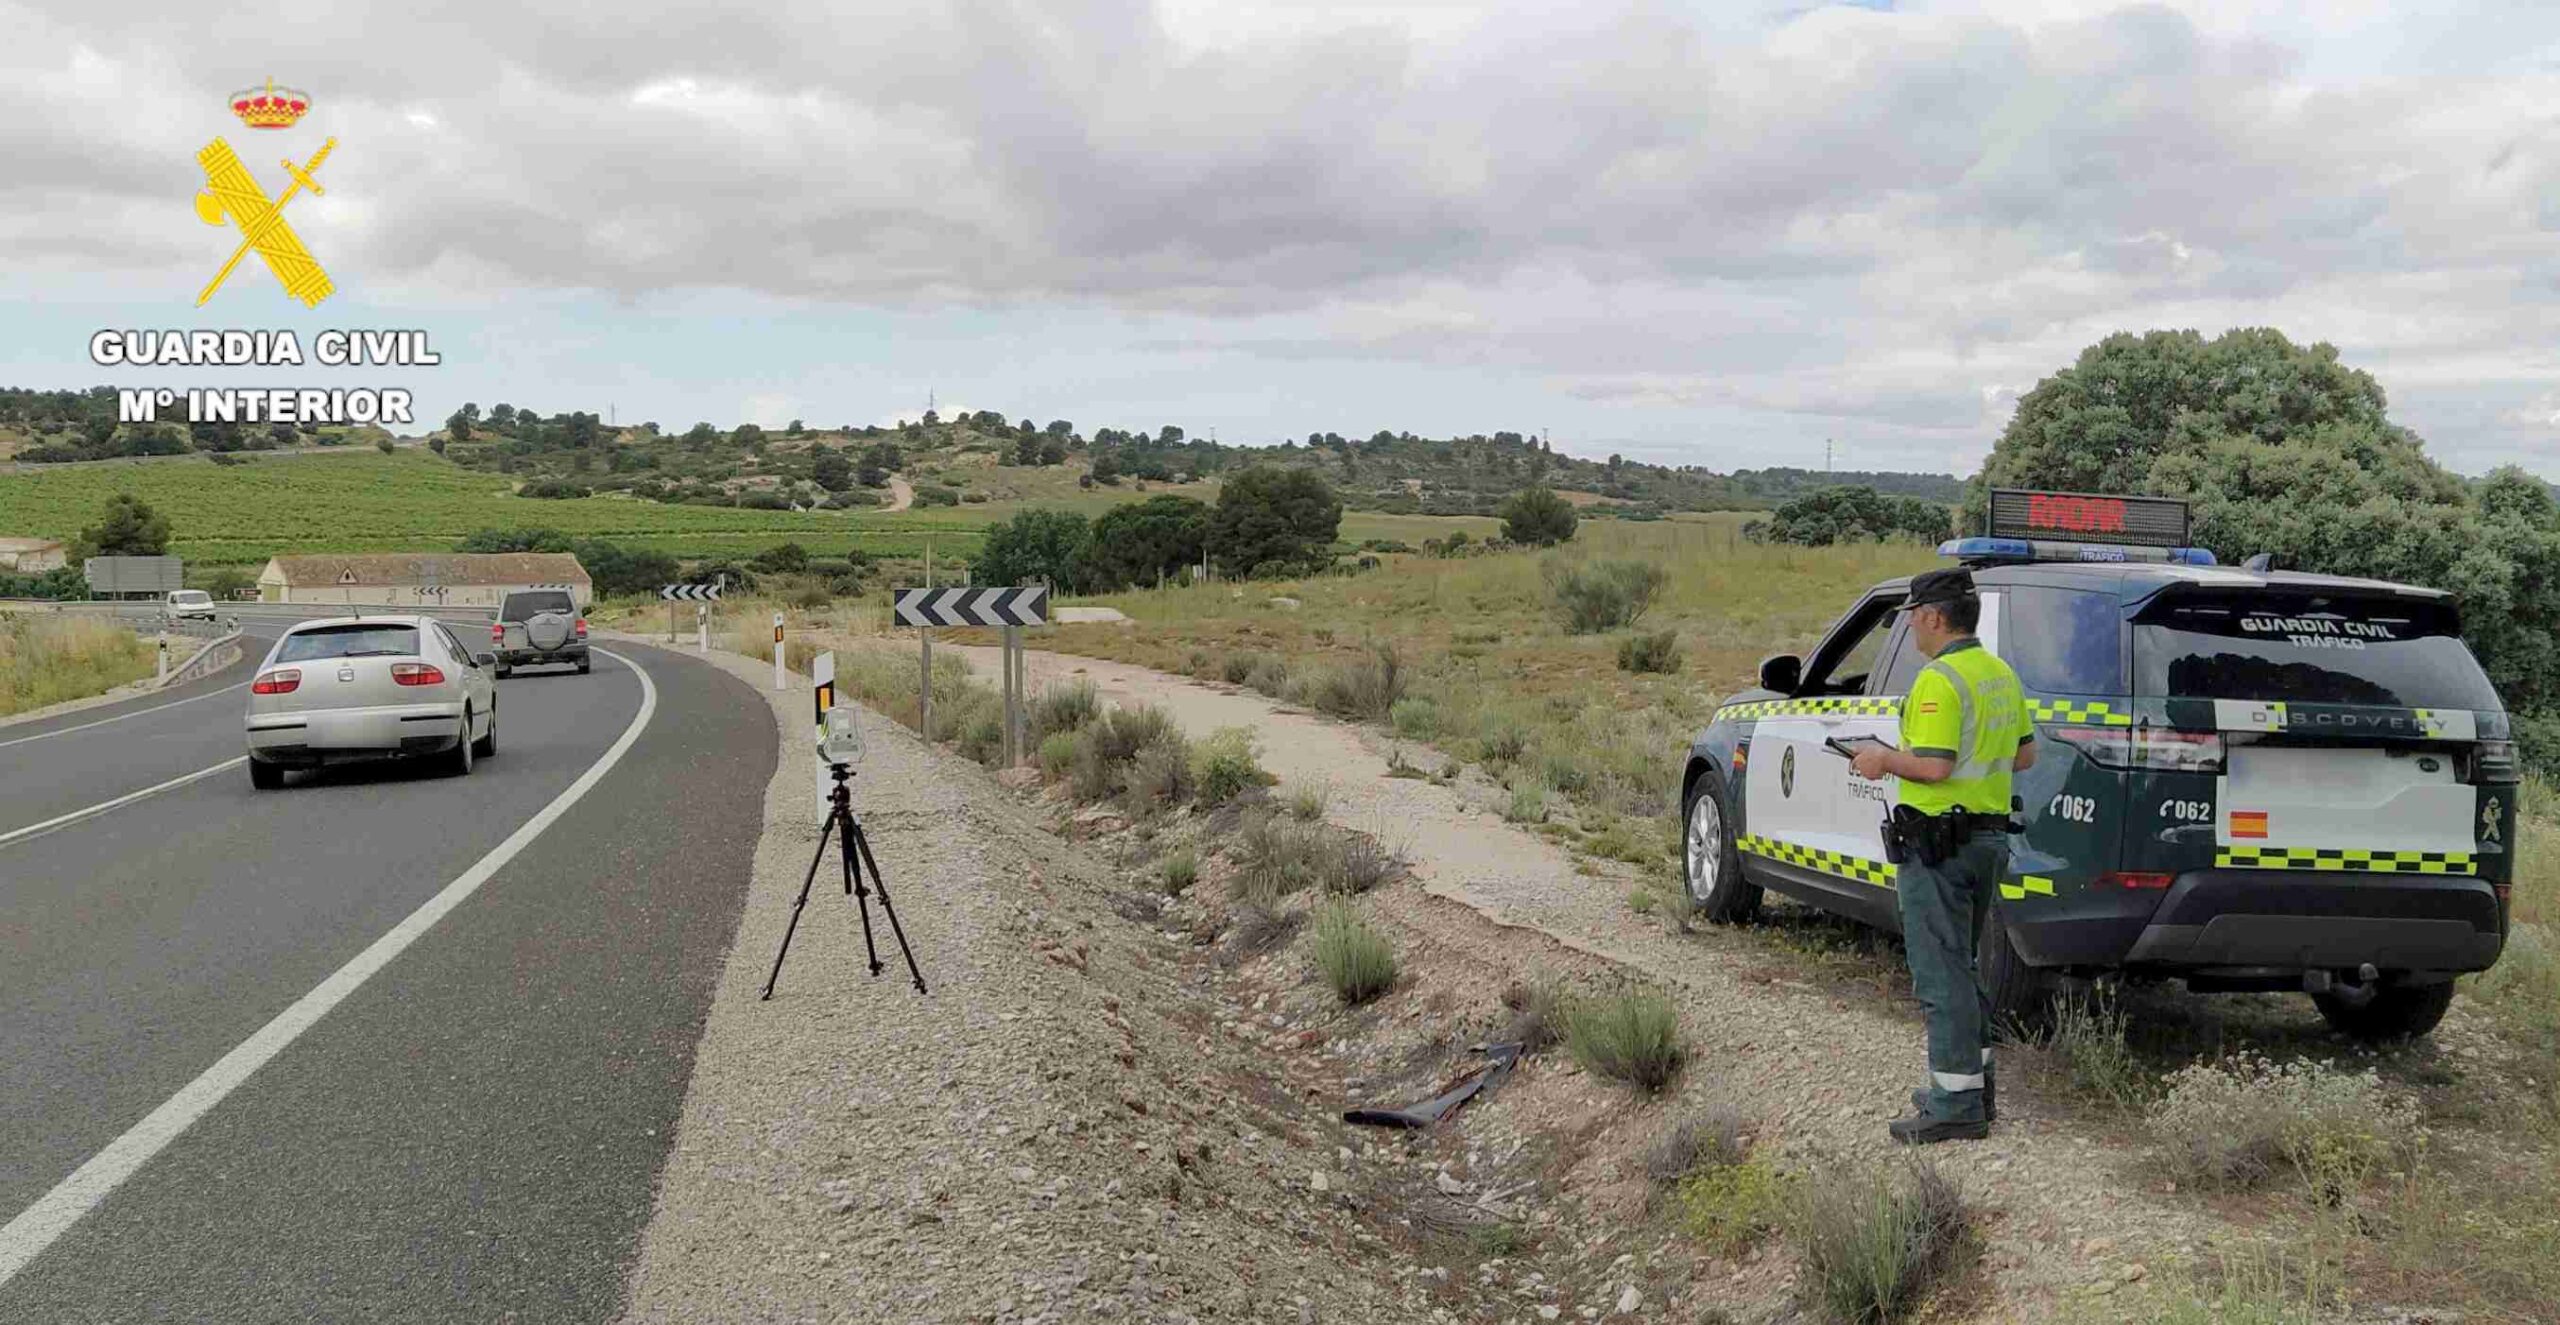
{"left": 2470, "top": 739, "right": 2521, "bottom": 785}
{"left": 2047, "top": 725, "right": 2224, "bottom": 774}
{"left": 391, "top": 663, "right": 446, "bottom": 687}
{"left": 575, "top": 618, "right": 588, "bottom": 638}
{"left": 490, "top": 622, "right": 505, "bottom": 643}
{"left": 2098, "top": 870, "right": 2174, "bottom": 890}
{"left": 252, "top": 668, "right": 301, "bottom": 695}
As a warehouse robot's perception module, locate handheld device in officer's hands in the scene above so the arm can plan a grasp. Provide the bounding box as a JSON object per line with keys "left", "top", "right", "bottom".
{"left": 1824, "top": 735, "right": 1895, "bottom": 760}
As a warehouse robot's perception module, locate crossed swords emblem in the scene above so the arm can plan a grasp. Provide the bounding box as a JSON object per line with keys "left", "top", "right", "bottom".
{"left": 193, "top": 136, "right": 338, "bottom": 307}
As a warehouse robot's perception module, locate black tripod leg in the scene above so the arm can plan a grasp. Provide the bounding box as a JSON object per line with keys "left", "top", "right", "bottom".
{"left": 762, "top": 810, "right": 838, "bottom": 1001}
{"left": 838, "top": 805, "right": 885, "bottom": 977}
{"left": 849, "top": 821, "right": 928, "bottom": 995}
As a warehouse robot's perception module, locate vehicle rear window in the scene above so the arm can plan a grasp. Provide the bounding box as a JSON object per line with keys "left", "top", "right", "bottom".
{"left": 277, "top": 624, "right": 421, "bottom": 663}
{"left": 2000, "top": 587, "right": 2126, "bottom": 694}
{"left": 502, "top": 591, "right": 574, "bottom": 620}
{"left": 2132, "top": 592, "right": 2501, "bottom": 710}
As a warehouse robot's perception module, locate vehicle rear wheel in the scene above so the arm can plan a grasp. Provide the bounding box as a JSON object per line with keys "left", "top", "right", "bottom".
{"left": 248, "top": 758, "right": 285, "bottom": 791}
{"left": 472, "top": 702, "right": 497, "bottom": 758}
{"left": 1683, "top": 765, "right": 1760, "bottom": 924}
{"left": 1977, "top": 901, "right": 2051, "bottom": 1038}
{"left": 444, "top": 710, "right": 476, "bottom": 777}
{"left": 2314, "top": 982, "right": 2454, "bottom": 1042}
{"left": 495, "top": 665, "right": 512, "bottom": 680}
{"left": 576, "top": 656, "right": 591, "bottom": 675}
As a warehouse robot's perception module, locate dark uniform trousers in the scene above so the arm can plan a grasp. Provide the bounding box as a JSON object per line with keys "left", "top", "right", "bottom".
{"left": 1894, "top": 827, "right": 2005, "bottom": 1123}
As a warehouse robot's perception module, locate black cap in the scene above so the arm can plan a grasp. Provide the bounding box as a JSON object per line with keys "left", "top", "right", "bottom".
{"left": 1895, "top": 566, "right": 1976, "bottom": 614}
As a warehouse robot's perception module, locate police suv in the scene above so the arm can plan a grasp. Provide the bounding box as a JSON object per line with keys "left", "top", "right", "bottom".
{"left": 1680, "top": 490, "right": 2516, "bottom": 1041}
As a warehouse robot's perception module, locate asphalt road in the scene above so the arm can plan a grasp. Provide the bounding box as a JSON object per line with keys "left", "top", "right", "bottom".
{"left": 0, "top": 635, "right": 776, "bottom": 1322}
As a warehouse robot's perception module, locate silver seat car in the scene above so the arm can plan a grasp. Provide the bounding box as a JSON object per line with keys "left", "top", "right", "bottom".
{"left": 244, "top": 616, "right": 499, "bottom": 789}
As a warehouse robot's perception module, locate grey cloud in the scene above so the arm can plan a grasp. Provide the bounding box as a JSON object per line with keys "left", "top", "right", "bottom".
{"left": 8, "top": 0, "right": 2560, "bottom": 468}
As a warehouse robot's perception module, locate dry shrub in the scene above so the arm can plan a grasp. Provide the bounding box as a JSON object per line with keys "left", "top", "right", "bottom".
{"left": 1500, "top": 977, "right": 1566, "bottom": 1052}
{"left": 2146, "top": 1052, "right": 2419, "bottom": 1194}
{"left": 1123, "top": 735, "right": 1194, "bottom": 809}
{"left": 1646, "top": 1107, "right": 1752, "bottom": 1185}
{"left": 1029, "top": 678, "right": 1100, "bottom": 739}
{"left": 1565, "top": 987, "right": 1684, "bottom": 1093}
{"left": 1312, "top": 901, "right": 1397, "bottom": 1004}
{"left": 1191, "top": 727, "right": 1265, "bottom": 805}
{"left": 1787, "top": 1157, "right": 1974, "bottom": 1325}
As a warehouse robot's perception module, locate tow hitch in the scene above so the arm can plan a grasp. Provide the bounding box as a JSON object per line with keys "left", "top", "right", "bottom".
{"left": 2303, "top": 963, "right": 2384, "bottom": 1007}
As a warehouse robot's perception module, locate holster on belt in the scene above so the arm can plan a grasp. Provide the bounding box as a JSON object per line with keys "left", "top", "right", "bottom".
{"left": 1878, "top": 805, "right": 1941, "bottom": 867}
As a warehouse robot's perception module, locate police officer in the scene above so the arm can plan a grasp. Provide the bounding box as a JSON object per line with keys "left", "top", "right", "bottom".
{"left": 1849, "top": 566, "right": 2037, "bottom": 1144}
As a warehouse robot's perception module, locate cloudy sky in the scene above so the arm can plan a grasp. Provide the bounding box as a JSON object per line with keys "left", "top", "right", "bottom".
{"left": 5, "top": 0, "right": 2558, "bottom": 477}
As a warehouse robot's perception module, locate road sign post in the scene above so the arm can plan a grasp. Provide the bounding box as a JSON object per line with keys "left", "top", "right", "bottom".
{"left": 892, "top": 587, "right": 1049, "bottom": 762}
{"left": 773, "top": 612, "right": 787, "bottom": 691}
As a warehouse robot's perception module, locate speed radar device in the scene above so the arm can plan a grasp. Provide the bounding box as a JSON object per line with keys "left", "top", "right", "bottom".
{"left": 764, "top": 653, "right": 925, "bottom": 1000}
{"left": 1677, "top": 488, "right": 2515, "bottom": 1044}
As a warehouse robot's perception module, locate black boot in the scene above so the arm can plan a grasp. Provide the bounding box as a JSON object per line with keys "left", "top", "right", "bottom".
{"left": 1888, "top": 1112, "right": 1989, "bottom": 1145}
{"left": 1910, "top": 1064, "right": 1996, "bottom": 1123}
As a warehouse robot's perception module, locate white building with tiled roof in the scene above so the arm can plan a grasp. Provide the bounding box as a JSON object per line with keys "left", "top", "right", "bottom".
{"left": 255, "top": 553, "right": 591, "bottom": 608}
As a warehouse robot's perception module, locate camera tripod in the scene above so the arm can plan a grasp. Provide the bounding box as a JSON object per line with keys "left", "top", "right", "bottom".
{"left": 763, "top": 763, "right": 927, "bottom": 999}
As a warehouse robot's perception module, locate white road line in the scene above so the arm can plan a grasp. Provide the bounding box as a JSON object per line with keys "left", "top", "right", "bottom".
{"left": 0, "top": 648, "right": 658, "bottom": 1287}
{"left": 0, "top": 682, "right": 252, "bottom": 752}
{"left": 0, "top": 758, "right": 248, "bottom": 850}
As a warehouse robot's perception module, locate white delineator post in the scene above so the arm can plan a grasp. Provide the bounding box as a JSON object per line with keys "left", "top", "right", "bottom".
{"left": 156, "top": 633, "right": 168, "bottom": 683}
{"left": 696, "top": 603, "right": 708, "bottom": 652}
{"left": 773, "top": 612, "right": 786, "bottom": 691}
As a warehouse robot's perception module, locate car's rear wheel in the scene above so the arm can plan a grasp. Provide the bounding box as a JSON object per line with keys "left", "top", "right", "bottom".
{"left": 444, "top": 709, "right": 476, "bottom": 777}
{"left": 1977, "top": 901, "right": 2051, "bottom": 1037}
{"left": 2314, "top": 981, "right": 2454, "bottom": 1042}
{"left": 472, "top": 702, "right": 497, "bottom": 758}
{"left": 495, "top": 664, "right": 512, "bottom": 680}
{"left": 576, "top": 656, "right": 591, "bottom": 675}
{"left": 1683, "top": 765, "right": 1760, "bottom": 924}
{"left": 248, "top": 758, "right": 285, "bottom": 790}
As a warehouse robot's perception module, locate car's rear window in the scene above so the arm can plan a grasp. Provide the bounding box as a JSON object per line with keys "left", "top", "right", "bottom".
{"left": 502, "top": 591, "right": 574, "bottom": 620}
{"left": 2001, "top": 586, "right": 2126, "bottom": 694}
{"left": 2132, "top": 591, "right": 2500, "bottom": 710}
{"left": 277, "top": 624, "right": 421, "bottom": 663}
{"left": 171, "top": 591, "right": 209, "bottom": 603}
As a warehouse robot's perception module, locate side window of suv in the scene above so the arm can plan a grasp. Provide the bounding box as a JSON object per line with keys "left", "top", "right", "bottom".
{"left": 2002, "top": 586, "right": 2126, "bottom": 694}
{"left": 1875, "top": 622, "right": 1930, "bottom": 696}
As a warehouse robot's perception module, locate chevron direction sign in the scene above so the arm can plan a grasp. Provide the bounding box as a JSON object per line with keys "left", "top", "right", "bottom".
{"left": 893, "top": 586, "right": 1048, "bottom": 628}
{"left": 659, "top": 582, "right": 723, "bottom": 601}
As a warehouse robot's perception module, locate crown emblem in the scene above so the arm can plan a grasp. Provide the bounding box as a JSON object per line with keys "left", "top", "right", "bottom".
{"left": 228, "top": 78, "right": 311, "bottom": 130}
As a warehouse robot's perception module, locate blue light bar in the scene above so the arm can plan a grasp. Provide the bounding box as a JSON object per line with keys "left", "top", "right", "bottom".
{"left": 1939, "top": 537, "right": 2032, "bottom": 560}
{"left": 1939, "top": 537, "right": 2218, "bottom": 567}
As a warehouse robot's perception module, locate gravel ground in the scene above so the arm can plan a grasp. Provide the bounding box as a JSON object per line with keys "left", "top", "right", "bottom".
{"left": 929, "top": 642, "right": 2231, "bottom": 1321}
{"left": 612, "top": 639, "right": 1488, "bottom": 1324}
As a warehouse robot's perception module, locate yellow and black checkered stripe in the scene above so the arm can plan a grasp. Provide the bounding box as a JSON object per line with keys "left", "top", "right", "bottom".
{"left": 1717, "top": 696, "right": 1902, "bottom": 722}
{"left": 2027, "top": 698, "right": 2133, "bottom": 726}
{"left": 2216, "top": 847, "right": 2474, "bottom": 876}
{"left": 1997, "top": 875, "right": 2057, "bottom": 902}
{"left": 1737, "top": 835, "right": 1894, "bottom": 888}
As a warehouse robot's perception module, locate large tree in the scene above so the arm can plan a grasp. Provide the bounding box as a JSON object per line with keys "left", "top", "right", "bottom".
{"left": 974, "top": 509, "right": 1092, "bottom": 590}
{"left": 74, "top": 494, "right": 172, "bottom": 559}
{"left": 1080, "top": 495, "right": 1209, "bottom": 590}
{"left": 1977, "top": 326, "right": 2560, "bottom": 721}
{"left": 1498, "top": 486, "right": 1578, "bottom": 546}
{"left": 1208, "top": 466, "right": 1341, "bottom": 578}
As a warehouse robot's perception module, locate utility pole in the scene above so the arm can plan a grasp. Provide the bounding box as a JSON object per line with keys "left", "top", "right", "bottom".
{"left": 1825, "top": 438, "right": 1834, "bottom": 474}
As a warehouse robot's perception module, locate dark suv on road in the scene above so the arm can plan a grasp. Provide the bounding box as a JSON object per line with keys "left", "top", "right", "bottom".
{"left": 489, "top": 589, "right": 589, "bottom": 677}
{"left": 1680, "top": 504, "right": 2515, "bottom": 1042}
